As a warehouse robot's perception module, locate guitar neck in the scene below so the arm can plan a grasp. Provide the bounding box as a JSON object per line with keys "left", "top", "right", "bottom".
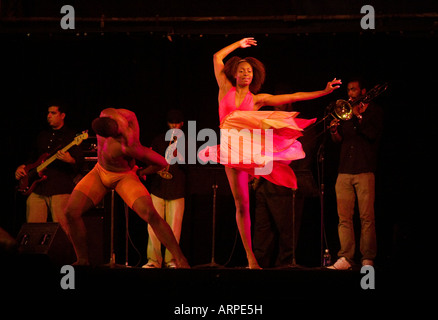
{"left": 37, "top": 140, "right": 76, "bottom": 172}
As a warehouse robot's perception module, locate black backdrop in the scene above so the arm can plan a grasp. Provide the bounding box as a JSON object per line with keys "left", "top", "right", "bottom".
{"left": 2, "top": 2, "right": 436, "bottom": 267}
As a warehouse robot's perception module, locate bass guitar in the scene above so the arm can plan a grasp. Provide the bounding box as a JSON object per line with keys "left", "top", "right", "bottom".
{"left": 18, "top": 131, "right": 88, "bottom": 196}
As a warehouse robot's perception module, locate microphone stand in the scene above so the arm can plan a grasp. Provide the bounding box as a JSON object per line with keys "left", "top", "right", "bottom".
{"left": 124, "top": 202, "right": 130, "bottom": 267}
{"left": 288, "top": 188, "right": 301, "bottom": 268}
{"left": 104, "top": 190, "right": 128, "bottom": 268}
{"left": 194, "top": 169, "right": 224, "bottom": 268}
{"left": 317, "top": 110, "right": 329, "bottom": 267}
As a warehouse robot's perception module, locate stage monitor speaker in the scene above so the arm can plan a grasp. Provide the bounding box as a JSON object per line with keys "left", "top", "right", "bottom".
{"left": 17, "top": 222, "right": 75, "bottom": 265}
{"left": 0, "top": 227, "right": 18, "bottom": 256}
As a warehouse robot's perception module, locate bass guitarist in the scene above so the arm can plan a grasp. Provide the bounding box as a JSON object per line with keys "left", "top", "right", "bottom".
{"left": 14, "top": 105, "right": 84, "bottom": 229}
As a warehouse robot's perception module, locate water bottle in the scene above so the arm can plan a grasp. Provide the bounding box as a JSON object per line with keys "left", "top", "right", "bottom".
{"left": 323, "top": 249, "right": 331, "bottom": 267}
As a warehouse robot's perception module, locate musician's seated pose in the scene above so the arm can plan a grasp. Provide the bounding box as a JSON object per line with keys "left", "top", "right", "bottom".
{"left": 64, "top": 108, "right": 190, "bottom": 267}
{"left": 14, "top": 105, "right": 84, "bottom": 230}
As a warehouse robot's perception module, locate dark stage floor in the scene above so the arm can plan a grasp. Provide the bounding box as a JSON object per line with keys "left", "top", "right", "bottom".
{"left": 1, "top": 253, "right": 434, "bottom": 304}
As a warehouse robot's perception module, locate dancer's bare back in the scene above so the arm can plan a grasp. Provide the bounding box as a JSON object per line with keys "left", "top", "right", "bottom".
{"left": 96, "top": 108, "right": 167, "bottom": 172}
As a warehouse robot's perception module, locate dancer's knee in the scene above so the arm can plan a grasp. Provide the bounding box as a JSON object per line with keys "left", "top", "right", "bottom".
{"left": 132, "top": 196, "right": 157, "bottom": 223}
{"left": 235, "top": 197, "right": 250, "bottom": 216}
{"left": 65, "top": 190, "right": 93, "bottom": 222}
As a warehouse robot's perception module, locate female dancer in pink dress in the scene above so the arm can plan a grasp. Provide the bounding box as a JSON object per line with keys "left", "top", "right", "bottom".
{"left": 211, "top": 37, "right": 341, "bottom": 269}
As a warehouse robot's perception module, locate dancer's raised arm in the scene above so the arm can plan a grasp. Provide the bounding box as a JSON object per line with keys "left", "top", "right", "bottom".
{"left": 254, "top": 78, "right": 342, "bottom": 109}
{"left": 213, "top": 38, "right": 257, "bottom": 90}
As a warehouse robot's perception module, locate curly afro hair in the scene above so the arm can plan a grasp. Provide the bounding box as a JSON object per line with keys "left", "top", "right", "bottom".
{"left": 223, "top": 56, "right": 266, "bottom": 94}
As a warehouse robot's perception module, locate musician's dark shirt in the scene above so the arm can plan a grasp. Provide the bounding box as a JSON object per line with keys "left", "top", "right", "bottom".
{"left": 147, "top": 132, "right": 186, "bottom": 200}
{"left": 336, "top": 102, "right": 383, "bottom": 174}
{"left": 28, "top": 125, "right": 84, "bottom": 196}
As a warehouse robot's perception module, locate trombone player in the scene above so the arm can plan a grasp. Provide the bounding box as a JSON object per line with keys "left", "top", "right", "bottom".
{"left": 327, "top": 78, "right": 383, "bottom": 270}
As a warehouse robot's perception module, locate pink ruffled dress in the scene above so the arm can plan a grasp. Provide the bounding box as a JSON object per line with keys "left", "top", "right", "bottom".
{"left": 198, "top": 87, "right": 315, "bottom": 189}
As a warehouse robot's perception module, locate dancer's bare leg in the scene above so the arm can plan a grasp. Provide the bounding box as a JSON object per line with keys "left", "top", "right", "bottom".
{"left": 132, "top": 195, "right": 190, "bottom": 268}
{"left": 65, "top": 190, "right": 96, "bottom": 265}
{"left": 225, "top": 167, "right": 261, "bottom": 269}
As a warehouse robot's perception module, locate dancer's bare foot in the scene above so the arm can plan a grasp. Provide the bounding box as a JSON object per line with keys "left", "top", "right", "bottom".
{"left": 175, "top": 257, "right": 190, "bottom": 269}
{"left": 247, "top": 255, "right": 262, "bottom": 269}
{"left": 248, "top": 262, "right": 262, "bottom": 270}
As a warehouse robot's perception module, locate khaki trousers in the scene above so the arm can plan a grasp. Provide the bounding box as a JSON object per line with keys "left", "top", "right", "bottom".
{"left": 147, "top": 194, "right": 184, "bottom": 266}
{"left": 335, "top": 173, "right": 376, "bottom": 263}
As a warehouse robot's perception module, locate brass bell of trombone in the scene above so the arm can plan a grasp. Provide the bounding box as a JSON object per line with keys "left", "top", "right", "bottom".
{"left": 332, "top": 99, "right": 354, "bottom": 121}
{"left": 158, "top": 167, "right": 173, "bottom": 180}
{"left": 158, "top": 128, "right": 179, "bottom": 180}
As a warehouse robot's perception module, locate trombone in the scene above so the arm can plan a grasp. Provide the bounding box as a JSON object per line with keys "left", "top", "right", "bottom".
{"left": 312, "top": 82, "right": 388, "bottom": 130}
{"left": 332, "top": 82, "right": 388, "bottom": 121}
